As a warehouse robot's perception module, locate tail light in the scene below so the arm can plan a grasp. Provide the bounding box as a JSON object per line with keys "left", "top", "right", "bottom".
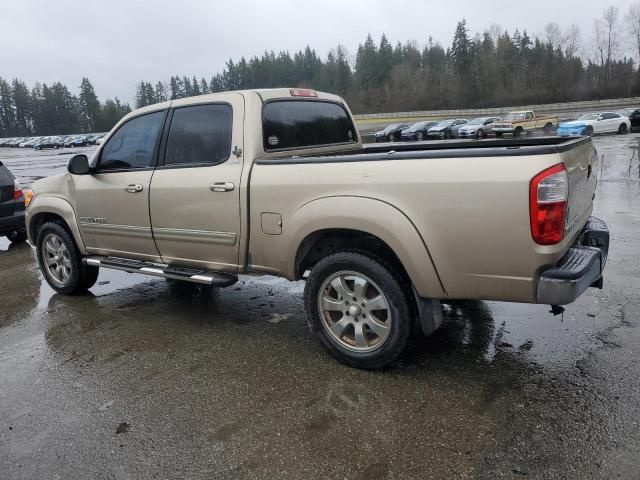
{"left": 530, "top": 163, "right": 568, "bottom": 245}
{"left": 290, "top": 88, "right": 317, "bottom": 97}
{"left": 13, "top": 179, "right": 23, "bottom": 200}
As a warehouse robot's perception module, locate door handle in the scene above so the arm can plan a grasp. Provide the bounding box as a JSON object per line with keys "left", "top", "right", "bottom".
{"left": 209, "top": 182, "right": 235, "bottom": 192}
{"left": 124, "top": 184, "right": 144, "bottom": 193}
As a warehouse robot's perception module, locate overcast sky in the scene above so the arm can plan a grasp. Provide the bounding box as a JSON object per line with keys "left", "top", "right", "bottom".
{"left": 1, "top": 0, "right": 638, "bottom": 104}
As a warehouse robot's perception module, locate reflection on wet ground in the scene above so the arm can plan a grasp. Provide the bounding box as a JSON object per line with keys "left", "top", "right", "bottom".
{"left": 1, "top": 135, "right": 640, "bottom": 479}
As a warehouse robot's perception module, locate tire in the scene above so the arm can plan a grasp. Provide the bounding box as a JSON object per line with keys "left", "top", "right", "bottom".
{"left": 416, "top": 132, "right": 423, "bottom": 141}
{"left": 36, "top": 221, "right": 98, "bottom": 294}
{"left": 495, "top": 132, "right": 503, "bottom": 138}
{"left": 388, "top": 134, "right": 396, "bottom": 142}
{"left": 543, "top": 123, "right": 554, "bottom": 134}
{"left": 304, "top": 251, "right": 415, "bottom": 369}
{"left": 7, "top": 228, "right": 27, "bottom": 244}
{"left": 618, "top": 123, "right": 629, "bottom": 135}
{"left": 513, "top": 127, "right": 523, "bottom": 137}
{"left": 585, "top": 126, "right": 594, "bottom": 137}
{"left": 476, "top": 129, "right": 484, "bottom": 139}
{"left": 444, "top": 131, "right": 451, "bottom": 139}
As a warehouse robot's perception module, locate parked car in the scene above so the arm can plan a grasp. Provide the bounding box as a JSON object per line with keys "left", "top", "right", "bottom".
{"left": 0, "top": 161, "right": 27, "bottom": 243}
{"left": 557, "top": 112, "right": 630, "bottom": 137}
{"left": 400, "top": 121, "right": 438, "bottom": 141}
{"left": 374, "top": 123, "right": 410, "bottom": 142}
{"left": 617, "top": 108, "right": 640, "bottom": 131}
{"left": 492, "top": 111, "right": 559, "bottom": 137}
{"left": 427, "top": 119, "right": 468, "bottom": 139}
{"left": 456, "top": 117, "right": 502, "bottom": 139}
{"left": 26, "top": 88, "right": 608, "bottom": 369}
{"left": 34, "top": 136, "right": 64, "bottom": 149}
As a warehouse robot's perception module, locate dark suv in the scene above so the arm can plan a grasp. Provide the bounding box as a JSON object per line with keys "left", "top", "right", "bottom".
{"left": 0, "top": 162, "right": 27, "bottom": 243}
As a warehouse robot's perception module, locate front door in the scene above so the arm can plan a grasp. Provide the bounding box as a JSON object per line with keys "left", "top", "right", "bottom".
{"left": 149, "top": 94, "right": 244, "bottom": 272}
{"left": 74, "top": 110, "right": 166, "bottom": 261}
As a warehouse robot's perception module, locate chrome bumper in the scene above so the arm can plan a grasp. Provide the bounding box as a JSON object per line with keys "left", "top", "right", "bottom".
{"left": 536, "top": 217, "right": 609, "bottom": 306}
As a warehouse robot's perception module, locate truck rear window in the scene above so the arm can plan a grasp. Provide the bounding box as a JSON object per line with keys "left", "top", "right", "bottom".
{"left": 262, "top": 100, "right": 357, "bottom": 151}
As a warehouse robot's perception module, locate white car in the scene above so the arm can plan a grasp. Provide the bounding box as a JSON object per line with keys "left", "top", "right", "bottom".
{"left": 558, "top": 112, "right": 631, "bottom": 136}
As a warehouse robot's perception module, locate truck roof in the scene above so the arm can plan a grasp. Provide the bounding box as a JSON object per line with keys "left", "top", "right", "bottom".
{"left": 127, "top": 88, "right": 344, "bottom": 118}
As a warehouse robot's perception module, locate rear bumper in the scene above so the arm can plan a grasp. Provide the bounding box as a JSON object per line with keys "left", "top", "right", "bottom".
{"left": 0, "top": 210, "right": 25, "bottom": 235}
{"left": 536, "top": 216, "right": 609, "bottom": 305}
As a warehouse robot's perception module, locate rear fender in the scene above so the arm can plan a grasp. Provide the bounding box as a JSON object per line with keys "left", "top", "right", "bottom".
{"left": 283, "top": 196, "right": 446, "bottom": 298}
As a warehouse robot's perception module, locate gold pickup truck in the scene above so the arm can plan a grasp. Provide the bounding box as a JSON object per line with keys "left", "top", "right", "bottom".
{"left": 25, "top": 89, "right": 608, "bottom": 369}
{"left": 492, "top": 110, "right": 559, "bottom": 137}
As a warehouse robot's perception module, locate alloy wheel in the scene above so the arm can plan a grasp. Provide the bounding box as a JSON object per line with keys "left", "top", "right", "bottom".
{"left": 317, "top": 271, "right": 392, "bottom": 352}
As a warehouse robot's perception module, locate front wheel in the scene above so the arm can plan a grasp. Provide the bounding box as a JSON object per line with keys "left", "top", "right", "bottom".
{"left": 304, "top": 251, "right": 414, "bottom": 369}
{"left": 388, "top": 134, "right": 396, "bottom": 142}
{"left": 585, "top": 126, "right": 594, "bottom": 137}
{"left": 618, "top": 123, "right": 629, "bottom": 135}
{"left": 513, "top": 127, "right": 523, "bottom": 137}
{"left": 495, "top": 132, "right": 503, "bottom": 138}
{"left": 476, "top": 129, "right": 484, "bottom": 139}
{"left": 416, "top": 132, "right": 423, "bottom": 141}
{"left": 36, "top": 221, "right": 99, "bottom": 294}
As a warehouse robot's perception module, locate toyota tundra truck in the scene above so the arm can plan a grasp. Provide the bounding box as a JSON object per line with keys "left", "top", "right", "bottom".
{"left": 25, "top": 88, "right": 609, "bottom": 369}
{"left": 492, "top": 110, "right": 559, "bottom": 137}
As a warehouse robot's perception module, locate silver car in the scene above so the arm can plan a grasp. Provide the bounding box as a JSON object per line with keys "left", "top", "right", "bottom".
{"left": 456, "top": 117, "right": 501, "bottom": 139}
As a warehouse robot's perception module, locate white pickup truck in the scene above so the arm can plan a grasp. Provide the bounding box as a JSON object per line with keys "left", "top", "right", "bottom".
{"left": 25, "top": 88, "right": 609, "bottom": 369}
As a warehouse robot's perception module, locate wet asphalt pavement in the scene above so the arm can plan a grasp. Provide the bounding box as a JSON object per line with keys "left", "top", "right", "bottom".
{"left": 1, "top": 136, "right": 640, "bottom": 479}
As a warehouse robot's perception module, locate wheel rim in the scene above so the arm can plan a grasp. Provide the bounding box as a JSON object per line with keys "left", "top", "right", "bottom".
{"left": 41, "top": 233, "right": 71, "bottom": 286}
{"left": 417, "top": 133, "right": 423, "bottom": 141}
{"left": 317, "top": 271, "right": 392, "bottom": 353}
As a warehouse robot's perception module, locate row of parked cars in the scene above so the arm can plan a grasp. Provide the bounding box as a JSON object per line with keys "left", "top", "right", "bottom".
{"left": 374, "top": 107, "right": 640, "bottom": 142}
{"left": 0, "top": 133, "right": 106, "bottom": 149}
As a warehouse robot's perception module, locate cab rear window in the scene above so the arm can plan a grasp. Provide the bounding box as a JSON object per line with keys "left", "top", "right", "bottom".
{"left": 262, "top": 100, "right": 357, "bottom": 151}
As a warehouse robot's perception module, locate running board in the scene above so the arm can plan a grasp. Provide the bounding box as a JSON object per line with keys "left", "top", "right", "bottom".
{"left": 83, "top": 256, "right": 238, "bottom": 287}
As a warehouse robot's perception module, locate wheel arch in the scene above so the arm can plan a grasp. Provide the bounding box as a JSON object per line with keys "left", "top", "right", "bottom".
{"left": 285, "top": 196, "right": 446, "bottom": 299}
{"left": 27, "top": 196, "right": 86, "bottom": 254}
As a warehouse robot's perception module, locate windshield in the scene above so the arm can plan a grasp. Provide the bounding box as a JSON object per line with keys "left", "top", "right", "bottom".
{"left": 467, "top": 118, "right": 486, "bottom": 125}
{"left": 578, "top": 113, "right": 599, "bottom": 121}
{"left": 505, "top": 113, "right": 525, "bottom": 121}
{"left": 617, "top": 109, "right": 633, "bottom": 116}
{"left": 406, "top": 122, "right": 427, "bottom": 132}
{"left": 433, "top": 120, "right": 452, "bottom": 128}
{"left": 382, "top": 124, "right": 399, "bottom": 133}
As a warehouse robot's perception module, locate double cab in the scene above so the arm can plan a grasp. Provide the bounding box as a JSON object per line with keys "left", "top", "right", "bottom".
{"left": 26, "top": 89, "right": 609, "bottom": 369}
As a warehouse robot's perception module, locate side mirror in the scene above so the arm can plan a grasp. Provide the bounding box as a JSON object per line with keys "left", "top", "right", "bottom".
{"left": 67, "top": 154, "right": 90, "bottom": 175}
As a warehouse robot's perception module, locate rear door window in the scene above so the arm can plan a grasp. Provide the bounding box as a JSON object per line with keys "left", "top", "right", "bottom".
{"left": 263, "top": 100, "right": 357, "bottom": 151}
{"left": 164, "top": 104, "right": 233, "bottom": 166}
{"left": 99, "top": 111, "right": 165, "bottom": 171}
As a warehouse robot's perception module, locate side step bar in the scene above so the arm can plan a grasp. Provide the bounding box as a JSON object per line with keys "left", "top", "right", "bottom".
{"left": 83, "top": 256, "right": 238, "bottom": 287}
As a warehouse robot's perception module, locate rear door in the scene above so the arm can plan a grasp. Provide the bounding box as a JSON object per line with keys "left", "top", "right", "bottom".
{"left": 149, "top": 94, "right": 244, "bottom": 272}
{"left": 0, "top": 163, "right": 15, "bottom": 219}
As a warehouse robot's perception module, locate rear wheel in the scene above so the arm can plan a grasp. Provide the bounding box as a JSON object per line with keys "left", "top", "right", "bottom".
{"left": 543, "top": 122, "right": 554, "bottom": 134}
{"left": 513, "top": 127, "right": 524, "bottom": 137}
{"left": 304, "top": 251, "right": 415, "bottom": 369}
{"left": 36, "top": 221, "right": 98, "bottom": 294}
{"left": 618, "top": 123, "right": 629, "bottom": 135}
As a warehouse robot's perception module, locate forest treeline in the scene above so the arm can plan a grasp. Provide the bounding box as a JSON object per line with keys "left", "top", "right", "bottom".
{"left": 2, "top": 5, "right": 640, "bottom": 137}
{"left": 0, "top": 77, "right": 131, "bottom": 138}
{"left": 136, "top": 7, "right": 640, "bottom": 114}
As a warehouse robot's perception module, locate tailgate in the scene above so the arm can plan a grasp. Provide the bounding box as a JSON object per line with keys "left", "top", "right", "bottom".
{"left": 561, "top": 139, "right": 599, "bottom": 240}
{"left": 0, "top": 163, "right": 15, "bottom": 218}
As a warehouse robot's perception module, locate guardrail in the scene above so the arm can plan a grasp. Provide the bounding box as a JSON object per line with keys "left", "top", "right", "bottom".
{"left": 353, "top": 97, "right": 640, "bottom": 122}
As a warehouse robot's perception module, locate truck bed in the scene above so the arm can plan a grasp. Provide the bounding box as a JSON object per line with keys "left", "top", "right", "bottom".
{"left": 256, "top": 136, "right": 589, "bottom": 164}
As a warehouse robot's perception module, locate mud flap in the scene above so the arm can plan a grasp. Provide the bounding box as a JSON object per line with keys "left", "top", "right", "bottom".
{"left": 413, "top": 288, "right": 443, "bottom": 336}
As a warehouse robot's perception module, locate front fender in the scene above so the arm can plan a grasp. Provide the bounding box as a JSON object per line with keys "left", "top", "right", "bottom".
{"left": 26, "top": 195, "right": 86, "bottom": 254}
{"left": 283, "top": 196, "right": 446, "bottom": 299}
